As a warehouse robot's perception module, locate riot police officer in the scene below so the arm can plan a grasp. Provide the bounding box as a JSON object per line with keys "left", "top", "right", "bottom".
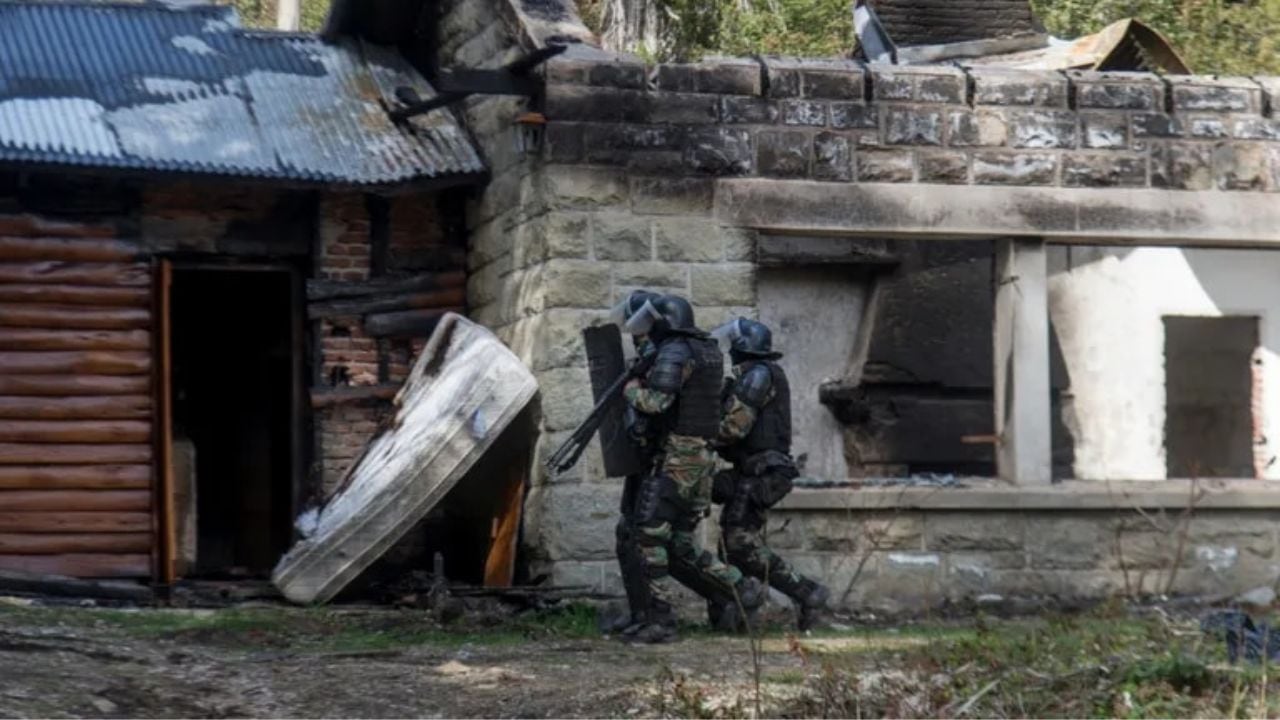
{"left": 712, "top": 317, "right": 830, "bottom": 630}
{"left": 616, "top": 295, "right": 763, "bottom": 643}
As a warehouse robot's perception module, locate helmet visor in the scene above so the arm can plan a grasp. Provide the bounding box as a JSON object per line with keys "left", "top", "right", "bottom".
{"left": 709, "top": 318, "right": 745, "bottom": 351}
{"left": 622, "top": 299, "right": 663, "bottom": 335}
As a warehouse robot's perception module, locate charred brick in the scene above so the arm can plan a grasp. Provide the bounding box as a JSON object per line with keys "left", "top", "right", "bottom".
{"left": 656, "top": 63, "right": 760, "bottom": 95}
{"left": 1172, "top": 83, "right": 1260, "bottom": 113}
{"left": 757, "top": 129, "right": 812, "bottom": 178}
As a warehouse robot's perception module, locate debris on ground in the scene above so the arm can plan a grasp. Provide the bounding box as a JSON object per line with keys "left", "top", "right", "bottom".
{"left": 1200, "top": 609, "right": 1280, "bottom": 664}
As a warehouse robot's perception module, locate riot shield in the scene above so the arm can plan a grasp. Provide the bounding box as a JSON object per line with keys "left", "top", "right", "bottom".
{"left": 584, "top": 324, "right": 649, "bottom": 478}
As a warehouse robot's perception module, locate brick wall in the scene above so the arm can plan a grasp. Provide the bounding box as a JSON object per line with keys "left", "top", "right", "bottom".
{"left": 313, "top": 192, "right": 460, "bottom": 498}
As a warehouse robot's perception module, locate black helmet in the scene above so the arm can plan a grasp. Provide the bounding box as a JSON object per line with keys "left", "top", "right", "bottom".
{"left": 652, "top": 294, "right": 696, "bottom": 337}
{"left": 609, "top": 289, "right": 661, "bottom": 330}
{"left": 712, "top": 317, "right": 780, "bottom": 362}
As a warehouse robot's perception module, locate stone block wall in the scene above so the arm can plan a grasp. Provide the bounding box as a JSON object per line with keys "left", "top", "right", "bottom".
{"left": 771, "top": 492, "right": 1280, "bottom": 614}
{"left": 541, "top": 58, "right": 1280, "bottom": 192}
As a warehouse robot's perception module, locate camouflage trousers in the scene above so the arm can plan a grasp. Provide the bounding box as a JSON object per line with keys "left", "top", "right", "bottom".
{"left": 633, "top": 435, "right": 744, "bottom": 612}
{"left": 719, "top": 468, "right": 811, "bottom": 601}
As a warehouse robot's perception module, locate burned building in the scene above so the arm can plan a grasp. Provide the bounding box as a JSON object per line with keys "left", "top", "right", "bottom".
{"left": 5, "top": 0, "right": 1280, "bottom": 612}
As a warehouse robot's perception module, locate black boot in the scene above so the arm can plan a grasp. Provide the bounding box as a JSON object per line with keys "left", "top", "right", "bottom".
{"left": 625, "top": 601, "right": 678, "bottom": 644}
{"left": 709, "top": 577, "right": 766, "bottom": 633}
{"left": 794, "top": 581, "right": 830, "bottom": 632}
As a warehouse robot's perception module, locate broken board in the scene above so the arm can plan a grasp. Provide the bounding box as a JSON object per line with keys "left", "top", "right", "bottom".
{"left": 271, "top": 313, "right": 538, "bottom": 604}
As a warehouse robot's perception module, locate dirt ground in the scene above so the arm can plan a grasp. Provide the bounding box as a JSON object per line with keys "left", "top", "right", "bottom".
{"left": 0, "top": 598, "right": 821, "bottom": 719}
{"left": 0, "top": 597, "right": 1272, "bottom": 719}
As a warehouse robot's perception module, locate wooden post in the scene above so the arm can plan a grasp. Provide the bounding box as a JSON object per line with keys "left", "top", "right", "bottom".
{"left": 994, "top": 239, "right": 1052, "bottom": 484}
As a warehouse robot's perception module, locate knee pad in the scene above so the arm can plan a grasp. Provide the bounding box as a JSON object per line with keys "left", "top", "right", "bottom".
{"left": 635, "top": 473, "right": 680, "bottom": 528}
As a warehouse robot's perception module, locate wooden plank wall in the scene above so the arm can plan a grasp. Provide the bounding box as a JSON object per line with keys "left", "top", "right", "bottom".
{"left": 0, "top": 216, "right": 152, "bottom": 577}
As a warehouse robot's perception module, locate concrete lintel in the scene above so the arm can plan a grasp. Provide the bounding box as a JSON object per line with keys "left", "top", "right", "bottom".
{"left": 715, "top": 180, "right": 1280, "bottom": 247}
{"left": 778, "top": 479, "right": 1280, "bottom": 511}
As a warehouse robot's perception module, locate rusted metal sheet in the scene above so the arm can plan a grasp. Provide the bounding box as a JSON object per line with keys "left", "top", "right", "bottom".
{"left": 0, "top": 2, "right": 485, "bottom": 186}
{"left": 272, "top": 313, "right": 538, "bottom": 604}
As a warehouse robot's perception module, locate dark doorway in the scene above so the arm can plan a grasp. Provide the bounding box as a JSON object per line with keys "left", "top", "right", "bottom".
{"left": 1164, "top": 316, "right": 1258, "bottom": 478}
{"left": 170, "top": 269, "right": 297, "bottom": 576}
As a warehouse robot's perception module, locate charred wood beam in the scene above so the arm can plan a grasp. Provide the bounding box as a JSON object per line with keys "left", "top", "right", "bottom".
{"left": 364, "top": 307, "right": 457, "bottom": 339}
{"left": 0, "top": 533, "right": 152, "bottom": 555}
{"left": 0, "top": 511, "right": 152, "bottom": 533}
{"left": 0, "top": 555, "right": 151, "bottom": 578}
{"left": 0, "top": 237, "right": 143, "bottom": 263}
{"left": 0, "top": 284, "right": 150, "bottom": 307}
{"left": 0, "top": 420, "right": 151, "bottom": 444}
{"left": 390, "top": 44, "right": 567, "bottom": 121}
{"left": 0, "top": 443, "right": 152, "bottom": 464}
{"left": 306, "top": 271, "right": 465, "bottom": 302}
{"left": 310, "top": 384, "right": 400, "bottom": 409}
{"left": 0, "top": 568, "right": 152, "bottom": 599}
{"left": 0, "top": 351, "right": 150, "bottom": 375}
{"left": 308, "top": 288, "right": 466, "bottom": 320}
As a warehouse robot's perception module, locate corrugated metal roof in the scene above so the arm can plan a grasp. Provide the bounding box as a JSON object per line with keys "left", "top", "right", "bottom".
{"left": 0, "top": 1, "right": 486, "bottom": 186}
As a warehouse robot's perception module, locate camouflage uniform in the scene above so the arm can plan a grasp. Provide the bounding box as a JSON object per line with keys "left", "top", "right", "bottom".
{"left": 716, "top": 361, "right": 829, "bottom": 629}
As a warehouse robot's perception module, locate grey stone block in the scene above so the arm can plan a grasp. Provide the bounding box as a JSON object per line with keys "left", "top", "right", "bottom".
{"left": 592, "top": 214, "right": 652, "bottom": 261}
{"left": 1169, "top": 77, "right": 1262, "bottom": 112}
{"left": 1080, "top": 113, "right": 1127, "bottom": 149}
{"left": 813, "top": 132, "right": 853, "bottom": 181}
{"left": 783, "top": 100, "right": 829, "bottom": 126}
{"left": 971, "top": 68, "right": 1068, "bottom": 107}
{"left": 1062, "top": 154, "right": 1147, "bottom": 187}
{"left": 829, "top": 102, "right": 878, "bottom": 130}
{"left": 885, "top": 108, "right": 943, "bottom": 145}
{"left": 1132, "top": 113, "right": 1184, "bottom": 138}
{"left": 918, "top": 151, "right": 969, "bottom": 183}
{"left": 1214, "top": 142, "right": 1272, "bottom": 191}
{"left": 721, "top": 96, "right": 779, "bottom": 124}
{"left": 973, "top": 151, "right": 1057, "bottom": 185}
{"left": 857, "top": 149, "right": 915, "bottom": 182}
{"left": 1074, "top": 81, "right": 1162, "bottom": 110}
{"left": 1233, "top": 117, "right": 1280, "bottom": 141}
{"left": 801, "top": 67, "right": 863, "bottom": 100}
{"left": 1188, "top": 116, "right": 1230, "bottom": 138}
{"left": 682, "top": 127, "right": 753, "bottom": 175}
{"left": 642, "top": 92, "right": 720, "bottom": 124}
{"left": 947, "top": 110, "right": 1007, "bottom": 147}
{"left": 1010, "top": 110, "right": 1077, "bottom": 149}
{"left": 654, "top": 217, "right": 724, "bottom": 262}
{"left": 631, "top": 176, "right": 714, "bottom": 216}
{"left": 656, "top": 62, "right": 760, "bottom": 95}
{"left": 926, "top": 513, "right": 1026, "bottom": 551}
{"left": 614, "top": 261, "right": 690, "bottom": 288}
{"left": 689, "top": 264, "right": 755, "bottom": 305}
{"left": 757, "top": 129, "right": 813, "bottom": 177}
{"left": 1166, "top": 143, "right": 1214, "bottom": 190}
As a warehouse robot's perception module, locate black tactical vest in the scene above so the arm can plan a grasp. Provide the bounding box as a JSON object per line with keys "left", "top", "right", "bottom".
{"left": 670, "top": 335, "right": 724, "bottom": 439}
{"left": 740, "top": 361, "right": 791, "bottom": 455}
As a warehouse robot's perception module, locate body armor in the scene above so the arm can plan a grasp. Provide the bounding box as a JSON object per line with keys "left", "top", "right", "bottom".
{"left": 738, "top": 361, "right": 792, "bottom": 456}
{"left": 650, "top": 335, "right": 723, "bottom": 439}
